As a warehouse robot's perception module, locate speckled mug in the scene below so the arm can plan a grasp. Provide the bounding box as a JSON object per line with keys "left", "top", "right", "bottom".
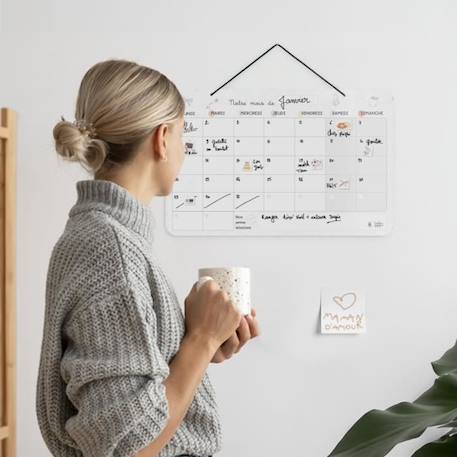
{"left": 197, "top": 267, "right": 251, "bottom": 315}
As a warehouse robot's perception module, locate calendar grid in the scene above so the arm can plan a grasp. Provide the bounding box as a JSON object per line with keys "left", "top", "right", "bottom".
{"left": 170, "top": 92, "right": 393, "bottom": 235}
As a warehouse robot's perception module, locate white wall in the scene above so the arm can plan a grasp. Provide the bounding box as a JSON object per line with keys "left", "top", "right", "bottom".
{"left": 1, "top": 1, "right": 457, "bottom": 456}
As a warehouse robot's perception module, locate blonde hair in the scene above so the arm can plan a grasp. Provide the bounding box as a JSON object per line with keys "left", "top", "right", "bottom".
{"left": 53, "top": 59, "right": 185, "bottom": 175}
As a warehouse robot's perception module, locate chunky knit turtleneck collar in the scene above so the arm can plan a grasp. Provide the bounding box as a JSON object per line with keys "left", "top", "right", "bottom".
{"left": 68, "top": 179, "right": 156, "bottom": 242}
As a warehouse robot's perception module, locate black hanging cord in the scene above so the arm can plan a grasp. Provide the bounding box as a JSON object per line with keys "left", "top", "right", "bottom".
{"left": 210, "top": 43, "right": 346, "bottom": 97}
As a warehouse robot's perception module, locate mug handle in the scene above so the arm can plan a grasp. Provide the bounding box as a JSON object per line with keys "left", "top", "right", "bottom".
{"left": 196, "top": 275, "right": 214, "bottom": 292}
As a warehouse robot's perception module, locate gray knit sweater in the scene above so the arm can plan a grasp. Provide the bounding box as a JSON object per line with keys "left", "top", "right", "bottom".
{"left": 35, "top": 179, "right": 221, "bottom": 457}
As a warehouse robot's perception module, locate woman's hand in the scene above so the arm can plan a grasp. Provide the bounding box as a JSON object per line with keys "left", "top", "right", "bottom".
{"left": 210, "top": 308, "right": 260, "bottom": 363}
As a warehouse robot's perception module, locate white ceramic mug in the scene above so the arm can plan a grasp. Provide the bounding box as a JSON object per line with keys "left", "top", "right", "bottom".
{"left": 197, "top": 266, "right": 251, "bottom": 315}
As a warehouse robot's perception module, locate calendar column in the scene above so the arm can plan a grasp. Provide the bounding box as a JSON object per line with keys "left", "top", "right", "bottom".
{"left": 325, "top": 115, "right": 357, "bottom": 211}
{"left": 264, "top": 116, "right": 295, "bottom": 211}
{"left": 233, "top": 115, "right": 264, "bottom": 213}
{"left": 171, "top": 115, "right": 203, "bottom": 231}
{"left": 202, "top": 115, "right": 234, "bottom": 231}
{"left": 294, "top": 115, "right": 327, "bottom": 211}
{"left": 355, "top": 116, "right": 387, "bottom": 211}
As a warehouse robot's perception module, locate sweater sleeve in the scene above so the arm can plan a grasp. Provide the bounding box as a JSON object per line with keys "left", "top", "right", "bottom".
{"left": 60, "top": 278, "right": 171, "bottom": 457}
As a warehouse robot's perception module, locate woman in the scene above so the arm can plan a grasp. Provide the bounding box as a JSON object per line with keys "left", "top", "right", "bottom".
{"left": 35, "top": 59, "right": 260, "bottom": 457}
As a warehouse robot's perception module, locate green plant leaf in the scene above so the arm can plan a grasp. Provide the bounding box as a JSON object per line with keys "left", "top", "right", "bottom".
{"left": 328, "top": 339, "right": 457, "bottom": 457}
{"left": 438, "top": 421, "right": 457, "bottom": 428}
{"left": 411, "top": 430, "right": 457, "bottom": 456}
{"left": 432, "top": 340, "right": 457, "bottom": 376}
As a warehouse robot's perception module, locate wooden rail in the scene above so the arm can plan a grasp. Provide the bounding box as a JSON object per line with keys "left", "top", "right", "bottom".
{"left": 0, "top": 108, "right": 17, "bottom": 457}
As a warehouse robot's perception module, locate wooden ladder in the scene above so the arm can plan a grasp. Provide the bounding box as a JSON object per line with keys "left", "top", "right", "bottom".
{"left": 0, "top": 108, "right": 16, "bottom": 457}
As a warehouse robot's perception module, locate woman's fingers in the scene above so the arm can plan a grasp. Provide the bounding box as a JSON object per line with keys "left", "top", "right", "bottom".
{"left": 246, "top": 308, "right": 260, "bottom": 338}
{"left": 211, "top": 348, "right": 226, "bottom": 363}
{"left": 221, "top": 332, "right": 240, "bottom": 358}
{"left": 212, "top": 309, "right": 260, "bottom": 363}
{"left": 234, "top": 316, "right": 251, "bottom": 353}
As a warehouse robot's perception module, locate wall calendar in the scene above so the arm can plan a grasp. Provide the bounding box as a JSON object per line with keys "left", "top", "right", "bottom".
{"left": 165, "top": 89, "right": 393, "bottom": 236}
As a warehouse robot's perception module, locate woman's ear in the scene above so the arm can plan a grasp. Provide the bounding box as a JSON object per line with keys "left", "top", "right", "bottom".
{"left": 151, "top": 124, "right": 169, "bottom": 161}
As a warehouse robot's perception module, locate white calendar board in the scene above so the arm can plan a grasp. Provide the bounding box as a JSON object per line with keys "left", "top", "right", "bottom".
{"left": 165, "top": 89, "right": 394, "bottom": 236}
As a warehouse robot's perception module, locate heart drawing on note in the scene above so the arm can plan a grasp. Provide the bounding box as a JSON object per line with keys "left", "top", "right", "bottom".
{"left": 332, "top": 292, "right": 357, "bottom": 310}
{"left": 321, "top": 288, "right": 366, "bottom": 334}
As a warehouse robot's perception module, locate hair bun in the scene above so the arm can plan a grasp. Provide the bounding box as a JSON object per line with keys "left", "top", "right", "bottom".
{"left": 53, "top": 116, "right": 108, "bottom": 173}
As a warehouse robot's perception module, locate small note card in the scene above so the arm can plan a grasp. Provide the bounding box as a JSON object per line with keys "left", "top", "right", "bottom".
{"left": 320, "top": 287, "right": 366, "bottom": 334}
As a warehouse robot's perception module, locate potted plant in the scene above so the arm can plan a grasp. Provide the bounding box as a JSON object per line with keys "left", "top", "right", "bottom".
{"left": 328, "top": 339, "right": 457, "bottom": 456}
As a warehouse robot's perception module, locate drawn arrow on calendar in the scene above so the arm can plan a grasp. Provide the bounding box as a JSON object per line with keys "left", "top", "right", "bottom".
{"left": 203, "top": 193, "right": 232, "bottom": 209}
{"left": 235, "top": 195, "right": 261, "bottom": 210}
